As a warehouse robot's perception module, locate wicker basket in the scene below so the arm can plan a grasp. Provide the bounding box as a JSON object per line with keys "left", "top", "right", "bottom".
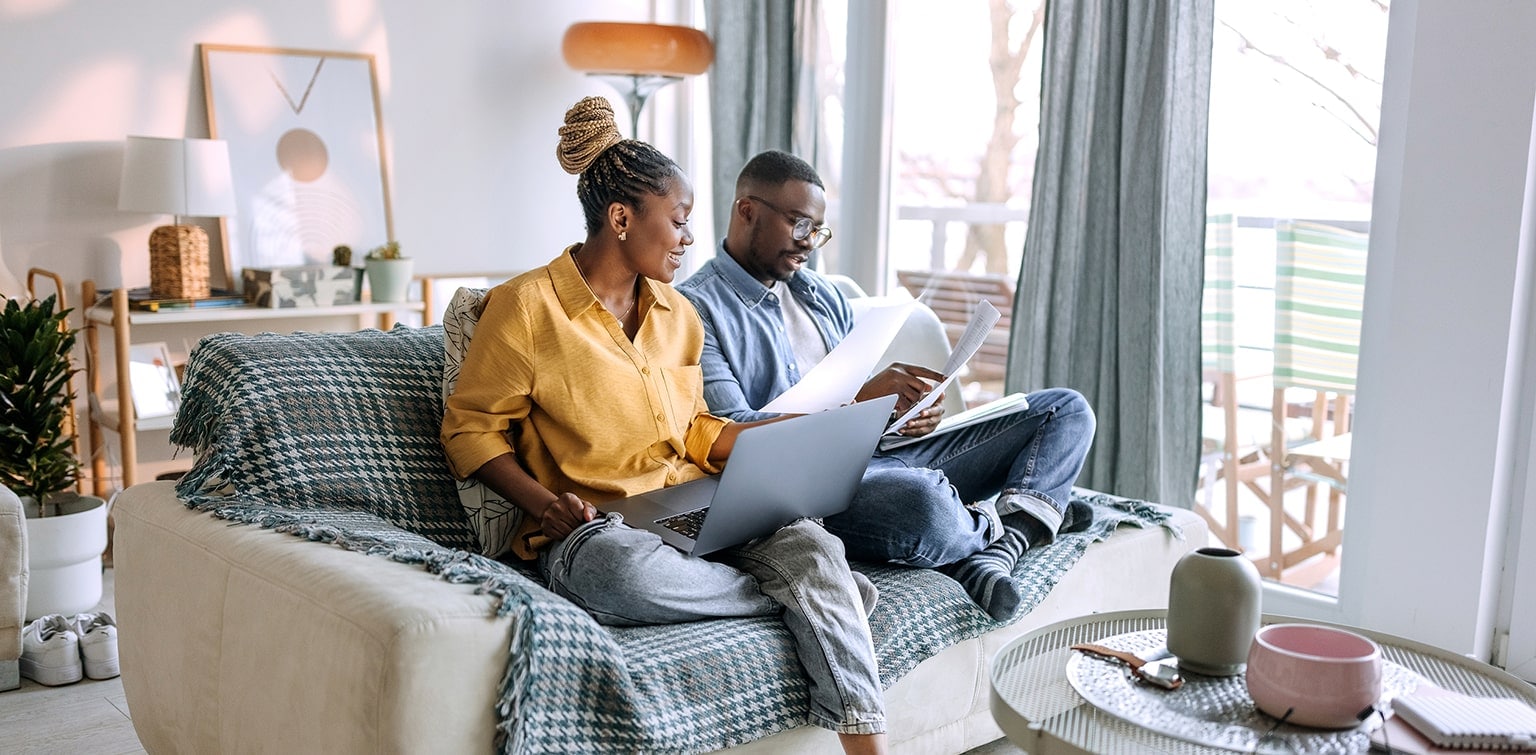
{"left": 149, "top": 224, "right": 211, "bottom": 299}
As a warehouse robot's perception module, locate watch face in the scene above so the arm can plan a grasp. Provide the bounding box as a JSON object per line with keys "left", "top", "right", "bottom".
{"left": 203, "top": 45, "right": 394, "bottom": 288}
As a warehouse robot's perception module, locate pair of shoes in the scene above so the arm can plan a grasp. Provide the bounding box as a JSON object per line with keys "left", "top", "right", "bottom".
{"left": 19, "top": 612, "right": 119, "bottom": 686}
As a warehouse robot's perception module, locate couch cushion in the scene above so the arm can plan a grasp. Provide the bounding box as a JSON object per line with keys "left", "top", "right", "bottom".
{"left": 441, "top": 287, "right": 525, "bottom": 558}
{"left": 171, "top": 327, "right": 474, "bottom": 551}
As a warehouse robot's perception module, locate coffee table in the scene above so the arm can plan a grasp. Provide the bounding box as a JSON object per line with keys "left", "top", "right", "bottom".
{"left": 990, "top": 609, "right": 1536, "bottom": 754}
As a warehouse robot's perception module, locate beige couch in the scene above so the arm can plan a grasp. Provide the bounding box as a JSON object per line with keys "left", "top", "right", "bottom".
{"left": 0, "top": 484, "right": 25, "bottom": 692}
{"left": 116, "top": 479, "right": 1201, "bottom": 753}
{"left": 113, "top": 317, "right": 1206, "bottom": 753}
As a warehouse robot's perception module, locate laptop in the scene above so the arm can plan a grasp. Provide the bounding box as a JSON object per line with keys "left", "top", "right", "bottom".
{"left": 598, "top": 394, "right": 898, "bottom": 556}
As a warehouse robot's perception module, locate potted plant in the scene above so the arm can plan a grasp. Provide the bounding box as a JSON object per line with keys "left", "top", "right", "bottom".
{"left": 363, "top": 241, "right": 414, "bottom": 303}
{"left": 0, "top": 293, "right": 107, "bottom": 619}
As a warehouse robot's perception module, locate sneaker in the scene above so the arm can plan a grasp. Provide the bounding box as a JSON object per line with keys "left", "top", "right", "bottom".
{"left": 19, "top": 615, "right": 82, "bottom": 686}
{"left": 71, "top": 612, "right": 120, "bottom": 680}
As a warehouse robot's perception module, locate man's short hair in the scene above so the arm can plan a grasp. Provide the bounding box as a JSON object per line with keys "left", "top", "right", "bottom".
{"left": 735, "top": 150, "right": 824, "bottom": 194}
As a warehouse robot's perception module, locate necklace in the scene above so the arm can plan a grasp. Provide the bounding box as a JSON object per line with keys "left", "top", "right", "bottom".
{"left": 574, "top": 252, "right": 637, "bottom": 322}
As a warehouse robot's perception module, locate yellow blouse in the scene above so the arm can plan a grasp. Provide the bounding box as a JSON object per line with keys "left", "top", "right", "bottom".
{"left": 441, "top": 246, "right": 729, "bottom": 559}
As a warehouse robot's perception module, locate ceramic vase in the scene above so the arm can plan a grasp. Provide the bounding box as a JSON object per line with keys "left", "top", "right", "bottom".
{"left": 365, "top": 257, "right": 414, "bottom": 303}
{"left": 1165, "top": 546, "right": 1261, "bottom": 676}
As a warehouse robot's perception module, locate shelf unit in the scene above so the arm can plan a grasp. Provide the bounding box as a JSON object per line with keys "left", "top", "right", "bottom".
{"left": 80, "top": 280, "right": 424, "bottom": 494}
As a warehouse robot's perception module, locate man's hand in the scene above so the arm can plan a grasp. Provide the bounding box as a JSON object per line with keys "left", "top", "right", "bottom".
{"left": 856, "top": 362, "right": 946, "bottom": 414}
{"left": 536, "top": 492, "right": 597, "bottom": 540}
{"left": 896, "top": 404, "right": 945, "bottom": 437}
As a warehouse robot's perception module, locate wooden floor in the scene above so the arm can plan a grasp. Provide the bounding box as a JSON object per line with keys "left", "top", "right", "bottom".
{"left": 1, "top": 569, "right": 146, "bottom": 754}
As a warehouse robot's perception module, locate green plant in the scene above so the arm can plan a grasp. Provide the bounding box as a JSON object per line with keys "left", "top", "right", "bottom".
{"left": 333, "top": 245, "right": 354, "bottom": 266}
{"left": 365, "top": 241, "right": 404, "bottom": 260}
{"left": 0, "top": 294, "right": 81, "bottom": 505}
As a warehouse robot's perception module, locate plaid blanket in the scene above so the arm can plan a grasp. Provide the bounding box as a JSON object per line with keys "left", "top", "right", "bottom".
{"left": 171, "top": 327, "right": 1179, "bottom": 753}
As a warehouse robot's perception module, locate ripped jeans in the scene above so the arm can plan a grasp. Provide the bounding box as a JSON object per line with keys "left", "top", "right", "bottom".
{"left": 537, "top": 514, "right": 886, "bottom": 735}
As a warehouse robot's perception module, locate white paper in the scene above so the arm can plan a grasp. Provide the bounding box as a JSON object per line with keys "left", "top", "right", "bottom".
{"left": 761, "top": 301, "right": 916, "bottom": 413}
{"left": 885, "top": 300, "right": 1001, "bottom": 433}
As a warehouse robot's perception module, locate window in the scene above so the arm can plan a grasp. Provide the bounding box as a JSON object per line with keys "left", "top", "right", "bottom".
{"left": 1202, "top": 0, "right": 1389, "bottom": 597}
{"left": 818, "top": 0, "right": 1047, "bottom": 405}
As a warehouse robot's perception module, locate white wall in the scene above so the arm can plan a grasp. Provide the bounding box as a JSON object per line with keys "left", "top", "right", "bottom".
{"left": 0, "top": 0, "right": 701, "bottom": 296}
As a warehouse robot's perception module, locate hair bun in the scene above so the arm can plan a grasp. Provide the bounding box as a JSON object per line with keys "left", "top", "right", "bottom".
{"left": 557, "top": 96, "right": 623, "bottom": 175}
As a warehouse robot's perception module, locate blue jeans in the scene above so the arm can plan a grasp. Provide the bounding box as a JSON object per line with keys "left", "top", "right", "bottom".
{"left": 538, "top": 514, "right": 886, "bottom": 735}
{"left": 824, "top": 387, "right": 1095, "bottom": 567}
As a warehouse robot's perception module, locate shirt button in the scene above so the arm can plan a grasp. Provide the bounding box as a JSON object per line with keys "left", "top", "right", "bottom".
{"left": 656, "top": 413, "right": 665, "bottom": 422}
{"left": 641, "top": 367, "right": 650, "bottom": 375}
{"left": 666, "top": 472, "right": 677, "bottom": 483}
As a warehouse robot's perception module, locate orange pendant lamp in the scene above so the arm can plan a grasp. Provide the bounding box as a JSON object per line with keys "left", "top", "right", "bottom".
{"left": 562, "top": 22, "right": 714, "bottom": 138}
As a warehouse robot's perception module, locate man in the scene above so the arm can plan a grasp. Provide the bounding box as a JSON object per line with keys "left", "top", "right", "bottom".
{"left": 677, "top": 150, "right": 1095, "bottom": 621}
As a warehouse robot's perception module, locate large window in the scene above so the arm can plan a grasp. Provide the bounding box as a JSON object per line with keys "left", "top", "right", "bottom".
{"left": 1202, "top": 0, "right": 1389, "bottom": 597}
{"left": 816, "top": 0, "right": 1046, "bottom": 406}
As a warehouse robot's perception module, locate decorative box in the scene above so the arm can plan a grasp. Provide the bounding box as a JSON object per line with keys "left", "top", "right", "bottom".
{"left": 242, "top": 266, "right": 358, "bottom": 308}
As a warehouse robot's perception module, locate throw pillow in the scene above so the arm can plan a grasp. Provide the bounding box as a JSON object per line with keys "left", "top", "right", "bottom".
{"left": 442, "top": 286, "right": 524, "bottom": 558}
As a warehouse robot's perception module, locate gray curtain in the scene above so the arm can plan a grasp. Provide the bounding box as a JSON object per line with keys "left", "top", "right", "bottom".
{"left": 1007, "top": 0, "right": 1213, "bottom": 505}
{"left": 703, "top": 1, "right": 799, "bottom": 237}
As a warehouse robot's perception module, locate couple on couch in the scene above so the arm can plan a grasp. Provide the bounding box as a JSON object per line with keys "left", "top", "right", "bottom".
{"left": 439, "top": 96, "right": 1093, "bottom": 755}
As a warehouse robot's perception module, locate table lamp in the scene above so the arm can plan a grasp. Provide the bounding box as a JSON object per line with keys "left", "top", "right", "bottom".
{"left": 118, "top": 136, "right": 236, "bottom": 299}
{"left": 561, "top": 22, "right": 714, "bottom": 138}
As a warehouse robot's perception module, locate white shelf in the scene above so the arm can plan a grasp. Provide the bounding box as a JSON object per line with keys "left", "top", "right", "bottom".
{"left": 79, "top": 281, "right": 425, "bottom": 494}
{"left": 85, "top": 300, "right": 423, "bottom": 326}
{"left": 90, "top": 398, "right": 174, "bottom": 433}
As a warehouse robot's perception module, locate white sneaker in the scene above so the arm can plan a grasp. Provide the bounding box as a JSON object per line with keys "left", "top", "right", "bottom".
{"left": 19, "top": 615, "right": 82, "bottom": 686}
{"left": 71, "top": 612, "right": 120, "bottom": 680}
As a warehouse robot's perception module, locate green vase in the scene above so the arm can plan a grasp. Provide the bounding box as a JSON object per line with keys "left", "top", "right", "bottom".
{"left": 1166, "top": 546, "right": 1262, "bottom": 676}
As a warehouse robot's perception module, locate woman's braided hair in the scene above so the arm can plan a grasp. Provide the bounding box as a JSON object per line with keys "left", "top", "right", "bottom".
{"left": 557, "top": 96, "right": 680, "bottom": 235}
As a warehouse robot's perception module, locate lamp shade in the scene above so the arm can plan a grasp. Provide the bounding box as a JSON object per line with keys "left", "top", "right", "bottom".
{"left": 562, "top": 22, "right": 713, "bottom": 77}
{"left": 118, "top": 136, "right": 236, "bottom": 218}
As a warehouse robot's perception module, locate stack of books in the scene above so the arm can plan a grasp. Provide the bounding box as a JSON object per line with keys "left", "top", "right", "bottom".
{"left": 118, "top": 288, "right": 247, "bottom": 312}
{"left": 1374, "top": 687, "right": 1536, "bottom": 753}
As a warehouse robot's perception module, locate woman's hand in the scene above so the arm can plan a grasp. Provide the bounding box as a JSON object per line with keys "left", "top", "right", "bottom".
{"left": 536, "top": 492, "right": 598, "bottom": 540}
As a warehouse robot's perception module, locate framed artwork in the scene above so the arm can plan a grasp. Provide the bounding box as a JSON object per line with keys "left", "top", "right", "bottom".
{"left": 201, "top": 44, "right": 394, "bottom": 290}
{"left": 127, "top": 342, "right": 181, "bottom": 420}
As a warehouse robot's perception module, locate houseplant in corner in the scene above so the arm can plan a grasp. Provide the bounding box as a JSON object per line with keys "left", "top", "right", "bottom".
{"left": 0, "top": 293, "right": 107, "bottom": 620}
{"left": 363, "top": 241, "right": 414, "bottom": 303}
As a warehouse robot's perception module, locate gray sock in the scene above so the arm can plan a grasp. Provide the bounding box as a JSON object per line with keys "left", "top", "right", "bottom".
{"left": 940, "top": 526, "right": 1030, "bottom": 621}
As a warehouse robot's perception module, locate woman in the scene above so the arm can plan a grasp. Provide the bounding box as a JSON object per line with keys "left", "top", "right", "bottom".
{"left": 440, "top": 97, "right": 887, "bottom": 754}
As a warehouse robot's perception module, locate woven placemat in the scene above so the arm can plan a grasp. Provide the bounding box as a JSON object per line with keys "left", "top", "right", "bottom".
{"left": 1065, "top": 628, "right": 1421, "bottom": 754}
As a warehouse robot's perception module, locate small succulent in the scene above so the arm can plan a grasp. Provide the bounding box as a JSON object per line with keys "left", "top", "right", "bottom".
{"left": 333, "top": 245, "right": 353, "bottom": 266}
{"left": 365, "top": 241, "right": 404, "bottom": 260}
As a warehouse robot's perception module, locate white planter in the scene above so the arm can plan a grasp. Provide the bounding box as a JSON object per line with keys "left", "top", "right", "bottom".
{"left": 23, "top": 494, "right": 107, "bottom": 621}
{"left": 365, "top": 257, "right": 415, "bottom": 303}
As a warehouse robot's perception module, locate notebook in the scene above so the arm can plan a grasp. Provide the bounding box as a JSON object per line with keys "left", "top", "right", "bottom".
{"left": 598, "top": 394, "right": 898, "bottom": 556}
{"left": 1391, "top": 690, "right": 1536, "bottom": 751}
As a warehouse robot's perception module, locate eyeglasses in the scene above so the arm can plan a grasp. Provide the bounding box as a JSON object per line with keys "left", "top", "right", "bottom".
{"left": 746, "top": 195, "right": 833, "bottom": 249}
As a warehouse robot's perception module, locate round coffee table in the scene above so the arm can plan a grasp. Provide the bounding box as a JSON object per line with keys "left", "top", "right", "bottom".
{"left": 990, "top": 609, "right": 1536, "bottom": 754}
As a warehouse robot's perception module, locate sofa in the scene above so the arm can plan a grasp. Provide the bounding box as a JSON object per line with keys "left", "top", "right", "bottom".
{"left": 114, "top": 312, "right": 1206, "bottom": 753}
{"left": 0, "top": 484, "right": 25, "bottom": 692}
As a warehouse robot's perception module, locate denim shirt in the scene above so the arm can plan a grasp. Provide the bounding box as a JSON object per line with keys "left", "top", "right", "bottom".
{"left": 677, "top": 243, "right": 856, "bottom": 422}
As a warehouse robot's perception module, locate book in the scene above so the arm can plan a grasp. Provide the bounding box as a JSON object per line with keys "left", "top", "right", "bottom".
{"left": 1389, "top": 689, "right": 1536, "bottom": 751}
{"left": 120, "top": 288, "right": 248, "bottom": 312}
{"left": 879, "top": 391, "right": 1030, "bottom": 451}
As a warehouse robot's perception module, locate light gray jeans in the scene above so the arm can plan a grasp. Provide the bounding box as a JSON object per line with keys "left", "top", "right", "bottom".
{"left": 538, "top": 513, "right": 886, "bottom": 735}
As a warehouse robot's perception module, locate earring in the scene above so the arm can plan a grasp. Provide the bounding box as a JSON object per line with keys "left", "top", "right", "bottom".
{"left": 619, "top": 231, "right": 628, "bottom": 241}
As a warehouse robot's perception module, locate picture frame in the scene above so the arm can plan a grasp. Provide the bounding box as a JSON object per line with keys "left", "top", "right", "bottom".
{"left": 127, "top": 342, "right": 181, "bottom": 420}
{"left": 201, "top": 44, "right": 395, "bottom": 290}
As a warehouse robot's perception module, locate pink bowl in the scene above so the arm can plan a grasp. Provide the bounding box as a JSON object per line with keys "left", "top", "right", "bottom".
{"left": 1246, "top": 624, "right": 1382, "bottom": 729}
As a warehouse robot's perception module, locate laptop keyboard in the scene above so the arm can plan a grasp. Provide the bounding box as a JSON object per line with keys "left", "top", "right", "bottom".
{"left": 655, "top": 507, "right": 710, "bottom": 539}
